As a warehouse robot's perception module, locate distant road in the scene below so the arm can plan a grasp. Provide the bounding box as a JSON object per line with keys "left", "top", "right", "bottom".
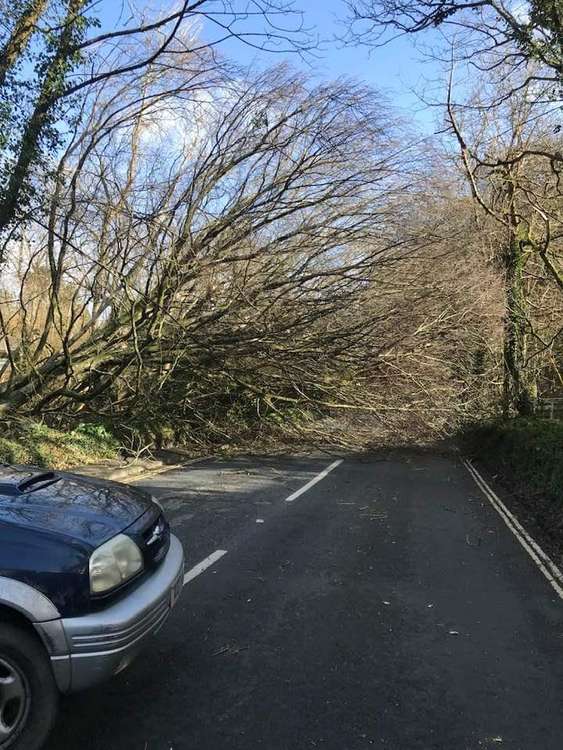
{"left": 46, "top": 453, "right": 563, "bottom": 750}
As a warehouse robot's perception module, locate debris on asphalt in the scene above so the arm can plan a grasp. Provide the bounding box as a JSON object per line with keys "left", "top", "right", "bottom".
{"left": 212, "top": 644, "right": 248, "bottom": 657}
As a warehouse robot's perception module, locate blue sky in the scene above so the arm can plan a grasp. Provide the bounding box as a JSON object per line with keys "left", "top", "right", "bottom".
{"left": 217, "top": 0, "right": 440, "bottom": 131}
{"left": 96, "top": 0, "right": 441, "bottom": 132}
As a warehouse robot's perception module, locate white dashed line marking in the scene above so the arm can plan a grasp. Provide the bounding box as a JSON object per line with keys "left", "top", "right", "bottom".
{"left": 284, "top": 459, "right": 343, "bottom": 503}
{"left": 183, "top": 549, "right": 228, "bottom": 585}
{"left": 181, "top": 460, "right": 342, "bottom": 586}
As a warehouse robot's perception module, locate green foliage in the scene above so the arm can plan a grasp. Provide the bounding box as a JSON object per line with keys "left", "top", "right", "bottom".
{"left": 0, "top": 437, "right": 31, "bottom": 464}
{"left": 0, "top": 419, "right": 119, "bottom": 468}
{"left": 463, "top": 418, "right": 563, "bottom": 506}
{"left": 527, "top": 0, "right": 563, "bottom": 81}
{"left": 68, "top": 422, "right": 119, "bottom": 453}
{"left": 0, "top": 0, "right": 98, "bottom": 229}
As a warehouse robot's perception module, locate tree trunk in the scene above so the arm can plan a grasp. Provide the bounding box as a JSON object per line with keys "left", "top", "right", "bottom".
{"left": 502, "top": 228, "right": 537, "bottom": 417}
{"left": 0, "top": 0, "right": 87, "bottom": 236}
{"left": 0, "top": 0, "right": 49, "bottom": 90}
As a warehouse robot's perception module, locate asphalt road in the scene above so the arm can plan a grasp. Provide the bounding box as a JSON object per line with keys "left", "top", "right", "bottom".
{"left": 45, "top": 453, "right": 563, "bottom": 750}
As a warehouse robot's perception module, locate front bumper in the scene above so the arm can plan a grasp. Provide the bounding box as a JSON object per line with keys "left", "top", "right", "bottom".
{"left": 46, "top": 534, "right": 184, "bottom": 693}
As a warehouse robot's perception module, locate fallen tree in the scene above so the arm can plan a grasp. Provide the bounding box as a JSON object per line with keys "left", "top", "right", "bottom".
{"left": 0, "top": 58, "right": 506, "bottom": 446}
{"left": 0, "top": 65, "right": 407, "bottom": 420}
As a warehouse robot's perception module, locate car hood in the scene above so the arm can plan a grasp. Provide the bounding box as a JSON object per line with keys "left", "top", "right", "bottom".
{"left": 0, "top": 465, "right": 153, "bottom": 550}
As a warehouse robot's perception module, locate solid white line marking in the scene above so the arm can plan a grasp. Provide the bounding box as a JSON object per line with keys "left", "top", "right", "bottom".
{"left": 183, "top": 549, "right": 228, "bottom": 585}
{"left": 463, "top": 459, "right": 563, "bottom": 600}
{"left": 284, "top": 459, "right": 343, "bottom": 503}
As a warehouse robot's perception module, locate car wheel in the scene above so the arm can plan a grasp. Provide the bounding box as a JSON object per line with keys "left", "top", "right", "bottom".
{"left": 0, "top": 624, "right": 58, "bottom": 750}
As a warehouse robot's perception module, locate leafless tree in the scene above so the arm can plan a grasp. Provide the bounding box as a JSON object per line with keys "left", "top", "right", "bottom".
{"left": 0, "top": 0, "right": 313, "bottom": 238}
{"left": 0, "top": 64, "right": 411, "bottom": 427}
{"left": 345, "top": 0, "right": 562, "bottom": 95}
{"left": 342, "top": 0, "right": 563, "bottom": 416}
{"left": 442, "top": 65, "right": 563, "bottom": 414}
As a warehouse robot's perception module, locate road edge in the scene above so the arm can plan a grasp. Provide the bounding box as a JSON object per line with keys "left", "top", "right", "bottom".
{"left": 463, "top": 458, "right": 563, "bottom": 600}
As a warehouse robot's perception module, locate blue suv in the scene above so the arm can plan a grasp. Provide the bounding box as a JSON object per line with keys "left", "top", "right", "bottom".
{"left": 0, "top": 464, "right": 184, "bottom": 750}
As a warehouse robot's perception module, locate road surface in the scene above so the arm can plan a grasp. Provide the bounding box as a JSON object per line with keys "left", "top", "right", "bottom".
{"left": 45, "top": 453, "right": 563, "bottom": 749}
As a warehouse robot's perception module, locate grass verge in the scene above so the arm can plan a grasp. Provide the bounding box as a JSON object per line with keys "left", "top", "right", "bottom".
{"left": 462, "top": 418, "right": 563, "bottom": 559}
{"left": 0, "top": 420, "right": 120, "bottom": 470}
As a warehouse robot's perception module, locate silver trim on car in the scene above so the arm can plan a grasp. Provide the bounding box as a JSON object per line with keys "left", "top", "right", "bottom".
{"left": 0, "top": 577, "right": 61, "bottom": 622}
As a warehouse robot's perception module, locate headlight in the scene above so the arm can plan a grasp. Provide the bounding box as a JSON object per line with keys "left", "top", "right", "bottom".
{"left": 89, "top": 534, "right": 143, "bottom": 594}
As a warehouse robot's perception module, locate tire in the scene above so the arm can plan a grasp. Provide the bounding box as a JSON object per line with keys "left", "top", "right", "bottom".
{"left": 0, "top": 623, "right": 58, "bottom": 750}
